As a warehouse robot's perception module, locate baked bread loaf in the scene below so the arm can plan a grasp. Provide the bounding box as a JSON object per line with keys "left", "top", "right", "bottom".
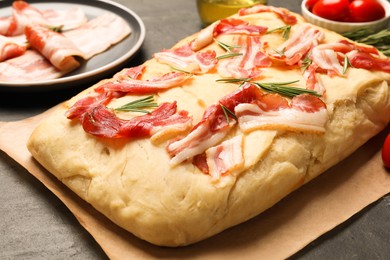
{"left": 27, "top": 5, "right": 390, "bottom": 246}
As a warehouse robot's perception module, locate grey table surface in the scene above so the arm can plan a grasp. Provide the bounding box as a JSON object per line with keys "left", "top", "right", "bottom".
{"left": 0, "top": 0, "right": 389, "bottom": 259}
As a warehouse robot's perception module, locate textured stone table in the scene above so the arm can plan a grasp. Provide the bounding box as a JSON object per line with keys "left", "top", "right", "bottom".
{"left": 0, "top": 0, "right": 389, "bottom": 259}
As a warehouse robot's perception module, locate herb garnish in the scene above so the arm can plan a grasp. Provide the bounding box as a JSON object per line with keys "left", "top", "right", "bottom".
{"left": 266, "top": 25, "right": 291, "bottom": 41}
{"left": 216, "top": 78, "right": 321, "bottom": 97}
{"left": 342, "top": 55, "right": 353, "bottom": 74}
{"left": 216, "top": 52, "right": 243, "bottom": 60}
{"left": 300, "top": 55, "right": 313, "bottom": 73}
{"left": 214, "top": 38, "right": 241, "bottom": 52}
{"left": 220, "top": 104, "right": 237, "bottom": 123}
{"left": 169, "top": 66, "right": 193, "bottom": 74}
{"left": 115, "top": 95, "right": 158, "bottom": 113}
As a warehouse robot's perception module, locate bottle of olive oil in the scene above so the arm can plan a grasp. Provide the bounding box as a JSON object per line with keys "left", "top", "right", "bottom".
{"left": 196, "top": 0, "right": 267, "bottom": 26}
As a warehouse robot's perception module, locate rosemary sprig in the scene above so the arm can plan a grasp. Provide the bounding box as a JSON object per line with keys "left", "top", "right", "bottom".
{"left": 254, "top": 80, "right": 321, "bottom": 97}
{"left": 342, "top": 28, "right": 390, "bottom": 56}
{"left": 216, "top": 78, "right": 321, "bottom": 97}
{"left": 169, "top": 66, "right": 193, "bottom": 74}
{"left": 272, "top": 47, "right": 286, "bottom": 56}
{"left": 214, "top": 38, "right": 241, "bottom": 52}
{"left": 300, "top": 55, "right": 313, "bottom": 73}
{"left": 266, "top": 25, "right": 291, "bottom": 41}
{"left": 216, "top": 77, "right": 251, "bottom": 83}
{"left": 49, "top": 25, "right": 63, "bottom": 32}
{"left": 115, "top": 95, "right": 158, "bottom": 113}
{"left": 216, "top": 52, "right": 243, "bottom": 60}
{"left": 220, "top": 104, "right": 237, "bottom": 124}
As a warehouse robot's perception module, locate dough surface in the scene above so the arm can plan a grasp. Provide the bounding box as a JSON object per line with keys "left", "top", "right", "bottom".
{"left": 27, "top": 7, "right": 390, "bottom": 246}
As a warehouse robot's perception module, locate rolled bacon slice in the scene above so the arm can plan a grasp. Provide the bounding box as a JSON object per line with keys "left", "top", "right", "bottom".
{"left": 80, "top": 101, "right": 191, "bottom": 139}
{"left": 95, "top": 71, "right": 191, "bottom": 94}
{"left": 190, "top": 18, "right": 268, "bottom": 51}
{"left": 25, "top": 24, "right": 84, "bottom": 72}
{"left": 272, "top": 23, "right": 324, "bottom": 66}
{"left": 346, "top": 50, "right": 390, "bottom": 73}
{"left": 167, "top": 104, "right": 236, "bottom": 166}
{"left": 154, "top": 44, "right": 218, "bottom": 74}
{"left": 235, "top": 93, "right": 328, "bottom": 133}
{"left": 0, "top": 35, "right": 27, "bottom": 62}
{"left": 63, "top": 13, "right": 131, "bottom": 60}
{"left": 205, "top": 135, "right": 244, "bottom": 181}
{"left": 0, "top": 50, "right": 63, "bottom": 82}
{"left": 239, "top": 5, "right": 298, "bottom": 25}
{"left": 217, "top": 35, "right": 271, "bottom": 79}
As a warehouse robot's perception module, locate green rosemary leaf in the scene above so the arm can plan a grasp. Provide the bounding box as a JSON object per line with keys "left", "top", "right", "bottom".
{"left": 214, "top": 38, "right": 241, "bottom": 52}
{"left": 115, "top": 95, "right": 158, "bottom": 113}
{"left": 300, "top": 55, "right": 313, "bottom": 73}
{"left": 342, "top": 55, "right": 352, "bottom": 74}
{"left": 272, "top": 47, "right": 286, "bottom": 56}
{"left": 169, "top": 66, "right": 193, "bottom": 74}
{"left": 254, "top": 80, "right": 321, "bottom": 97}
{"left": 266, "top": 25, "right": 291, "bottom": 41}
{"left": 220, "top": 104, "right": 237, "bottom": 124}
{"left": 49, "top": 25, "right": 63, "bottom": 32}
{"left": 216, "top": 77, "right": 251, "bottom": 83}
{"left": 216, "top": 52, "right": 243, "bottom": 60}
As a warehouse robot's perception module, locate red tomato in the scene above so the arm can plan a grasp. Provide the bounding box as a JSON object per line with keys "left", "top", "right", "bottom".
{"left": 312, "top": 0, "right": 350, "bottom": 21}
{"left": 348, "top": 0, "right": 386, "bottom": 22}
{"left": 382, "top": 133, "right": 390, "bottom": 168}
{"left": 306, "top": 0, "right": 319, "bottom": 11}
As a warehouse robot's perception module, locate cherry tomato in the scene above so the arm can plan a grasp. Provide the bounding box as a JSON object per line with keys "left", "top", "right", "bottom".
{"left": 348, "top": 0, "right": 386, "bottom": 22}
{"left": 312, "top": 0, "right": 350, "bottom": 21}
{"left": 306, "top": 0, "right": 319, "bottom": 11}
{"left": 382, "top": 133, "right": 390, "bottom": 168}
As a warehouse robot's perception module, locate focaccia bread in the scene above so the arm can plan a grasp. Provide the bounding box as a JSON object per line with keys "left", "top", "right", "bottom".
{"left": 27, "top": 5, "right": 390, "bottom": 246}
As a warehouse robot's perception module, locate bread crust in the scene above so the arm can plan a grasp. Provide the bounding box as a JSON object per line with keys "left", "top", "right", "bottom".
{"left": 27, "top": 9, "right": 390, "bottom": 246}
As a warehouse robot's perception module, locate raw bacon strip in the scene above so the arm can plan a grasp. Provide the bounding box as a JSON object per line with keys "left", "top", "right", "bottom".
{"left": 95, "top": 71, "right": 191, "bottom": 94}
{"left": 63, "top": 13, "right": 131, "bottom": 60}
{"left": 206, "top": 135, "right": 244, "bottom": 180}
{"left": 25, "top": 24, "right": 84, "bottom": 72}
{"left": 0, "top": 16, "right": 18, "bottom": 36}
{"left": 167, "top": 104, "right": 236, "bottom": 166}
{"left": 190, "top": 18, "right": 267, "bottom": 51}
{"left": 235, "top": 94, "right": 328, "bottom": 133}
{"left": 217, "top": 35, "right": 271, "bottom": 79}
{"left": 112, "top": 65, "right": 146, "bottom": 81}
{"left": 81, "top": 101, "right": 191, "bottom": 139}
{"left": 8, "top": 0, "right": 50, "bottom": 36}
{"left": 311, "top": 48, "right": 344, "bottom": 76}
{"left": 65, "top": 91, "right": 123, "bottom": 120}
{"left": 0, "top": 35, "right": 27, "bottom": 61}
{"left": 154, "top": 44, "right": 217, "bottom": 73}
{"left": 273, "top": 24, "right": 324, "bottom": 66}
{"left": 0, "top": 50, "right": 63, "bottom": 82}
{"left": 303, "top": 64, "right": 326, "bottom": 95}
{"left": 42, "top": 7, "right": 87, "bottom": 31}
{"left": 239, "top": 5, "right": 298, "bottom": 25}
{"left": 346, "top": 50, "right": 390, "bottom": 73}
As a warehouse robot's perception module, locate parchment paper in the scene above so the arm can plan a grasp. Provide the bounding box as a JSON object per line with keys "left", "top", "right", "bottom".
{"left": 0, "top": 109, "right": 389, "bottom": 259}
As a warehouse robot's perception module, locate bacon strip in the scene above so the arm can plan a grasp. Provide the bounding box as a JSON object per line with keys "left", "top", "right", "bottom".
{"left": 273, "top": 24, "right": 324, "bottom": 66}
{"left": 347, "top": 50, "right": 390, "bottom": 73}
{"left": 0, "top": 35, "right": 27, "bottom": 61}
{"left": 81, "top": 101, "right": 191, "bottom": 139}
{"left": 42, "top": 7, "right": 87, "bottom": 31}
{"left": 25, "top": 24, "right": 84, "bottom": 72}
{"left": 63, "top": 13, "right": 131, "bottom": 60}
{"left": 217, "top": 35, "right": 271, "bottom": 79}
{"left": 311, "top": 48, "right": 344, "bottom": 76}
{"left": 154, "top": 44, "right": 217, "bottom": 73}
{"left": 190, "top": 18, "right": 268, "bottom": 51}
{"left": 95, "top": 71, "right": 191, "bottom": 94}
{"left": 235, "top": 94, "right": 328, "bottom": 133}
{"left": 303, "top": 63, "right": 326, "bottom": 95}
{"left": 206, "top": 135, "right": 244, "bottom": 180}
{"left": 239, "top": 5, "right": 298, "bottom": 25}
{"left": 0, "top": 50, "right": 63, "bottom": 82}
{"left": 167, "top": 104, "right": 236, "bottom": 166}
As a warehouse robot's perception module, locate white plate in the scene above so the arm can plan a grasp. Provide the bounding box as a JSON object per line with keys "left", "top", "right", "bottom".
{"left": 0, "top": 0, "right": 145, "bottom": 92}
